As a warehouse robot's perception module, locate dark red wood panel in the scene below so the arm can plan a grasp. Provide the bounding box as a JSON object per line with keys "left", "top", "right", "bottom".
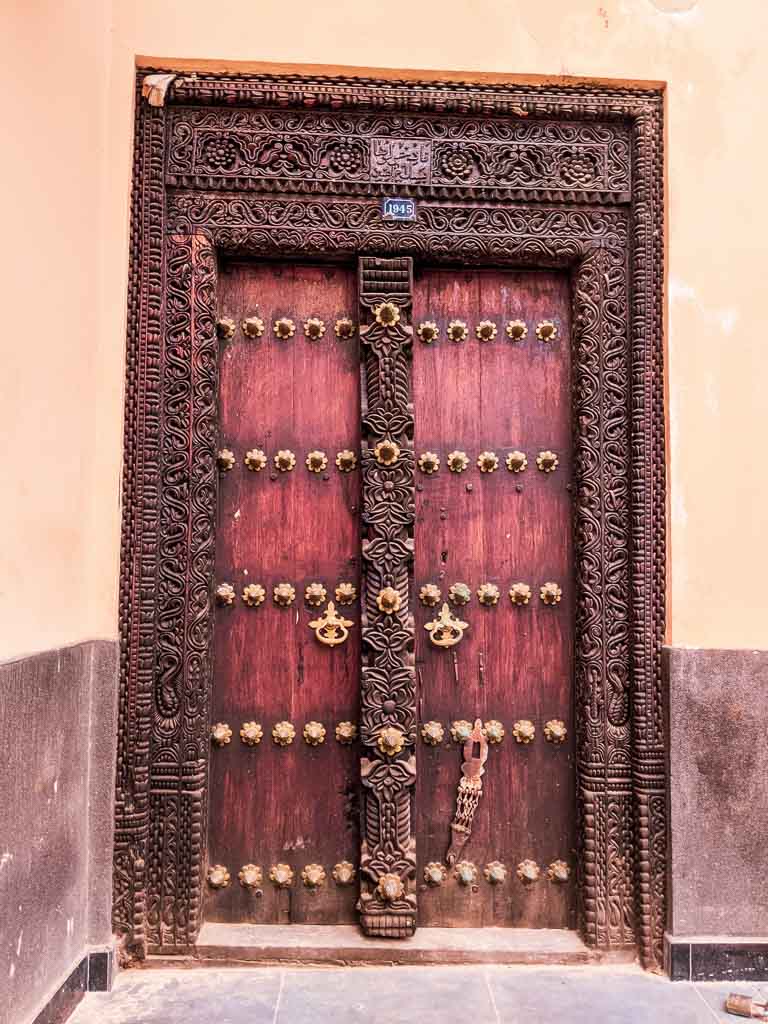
{"left": 208, "top": 261, "right": 360, "bottom": 924}
{"left": 413, "top": 268, "right": 576, "bottom": 928}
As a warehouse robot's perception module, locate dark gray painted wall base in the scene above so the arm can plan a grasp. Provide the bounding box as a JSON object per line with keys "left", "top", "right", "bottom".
{"left": 30, "top": 950, "right": 115, "bottom": 1024}
{"left": 666, "top": 934, "right": 768, "bottom": 982}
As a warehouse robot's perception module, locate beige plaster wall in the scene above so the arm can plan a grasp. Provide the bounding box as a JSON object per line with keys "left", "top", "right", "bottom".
{"left": 2, "top": 0, "right": 767, "bottom": 657}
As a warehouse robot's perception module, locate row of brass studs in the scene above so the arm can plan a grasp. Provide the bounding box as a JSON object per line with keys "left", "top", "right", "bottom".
{"left": 419, "top": 581, "right": 563, "bottom": 607}
{"left": 216, "top": 581, "right": 357, "bottom": 608}
{"left": 207, "top": 861, "right": 357, "bottom": 890}
{"left": 417, "top": 319, "right": 557, "bottom": 344}
{"left": 423, "top": 859, "right": 571, "bottom": 887}
{"left": 212, "top": 721, "right": 357, "bottom": 747}
{"left": 217, "top": 316, "right": 357, "bottom": 342}
{"left": 217, "top": 448, "right": 358, "bottom": 473}
{"left": 422, "top": 719, "right": 567, "bottom": 746}
{"left": 418, "top": 449, "right": 558, "bottom": 474}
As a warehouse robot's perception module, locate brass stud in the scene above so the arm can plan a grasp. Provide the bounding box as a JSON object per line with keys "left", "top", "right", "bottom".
{"left": 269, "top": 863, "right": 294, "bottom": 888}
{"left": 304, "top": 582, "right": 327, "bottom": 607}
{"left": 217, "top": 448, "right": 236, "bottom": 472}
{"left": 272, "top": 721, "right": 296, "bottom": 746}
{"left": 424, "top": 862, "right": 447, "bottom": 886}
{"left": 242, "top": 315, "right": 265, "bottom": 339}
{"left": 517, "top": 860, "right": 541, "bottom": 883}
{"left": 506, "top": 319, "right": 528, "bottom": 342}
{"left": 374, "top": 439, "right": 400, "bottom": 465}
{"left": 477, "top": 583, "right": 500, "bottom": 606}
{"left": 454, "top": 861, "right": 478, "bottom": 886}
{"left": 447, "top": 450, "right": 469, "bottom": 473}
{"left": 306, "top": 450, "right": 328, "bottom": 473}
{"left": 450, "top": 719, "right": 473, "bottom": 743}
{"left": 303, "top": 317, "right": 326, "bottom": 340}
{"left": 242, "top": 583, "right": 266, "bottom": 607}
{"left": 244, "top": 448, "right": 268, "bottom": 472}
{"left": 544, "top": 719, "right": 568, "bottom": 745}
{"left": 273, "top": 317, "right": 296, "bottom": 339}
{"left": 536, "top": 450, "right": 559, "bottom": 473}
{"left": 419, "top": 583, "right": 442, "bottom": 607}
{"left": 377, "top": 726, "right": 405, "bottom": 756}
{"left": 335, "top": 449, "right": 357, "bottom": 472}
{"left": 374, "top": 302, "right": 400, "bottom": 327}
{"left": 418, "top": 451, "right": 440, "bottom": 475}
{"left": 376, "top": 587, "right": 401, "bottom": 614}
{"left": 421, "top": 721, "right": 445, "bottom": 746}
{"left": 476, "top": 320, "right": 498, "bottom": 342}
{"left": 417, "top": 321, "right": 439, "bottom": 344}
{"left": 216, "top": 583, "right": 236, "bottom": 606}
{"left": 540, "top": 582, "right": 563, "bottom": 606}
{"left": 335, "top": 721, "right": 357, "bottom": 744}
{"left": 536, "top": 320, "right": 557, "bottom": 343}
{"left": 303, "top": 721, "right": 326, "bottom": 746}
{"left": 477, "top": 451, "right": 499, "bottom": 473}
{"left": 484, "top": 861, "right": 507, "bottom": 885}
{"left": 513, "top": 720, "right": 536, "bottom": 745}
{"left": 274, "top": 449, "right": 296, "bottom": 472}
{"left": 273, "top": 583, "right": 296, "bottom": 607}
{"left": 506, "top": 450, "right": 528, "bottom": 473}
{"left": 207, "top": 864, "right": 231, "bottom": 889}
{"left": 448, "top": 582, "right": 472, "bottom": 606}
{"left": 216, "top": 317, "right": 236, "bottom": 340}
{"left": 239, "top": 864, "right": 263, "bottom": 889}
{"left": 447, "top": 319, "right": 469, "bottom": 343}
{"left": 332, "top": 861, "right": 356, "bottom": 885}
{"left": 483, "top": 720, "right": 505, "bottom": 744}
{"left": 240, "top": 721, "right": 263, "bottom": 746}
{"left": 509, "top": 582, "right": 532, "bottom": 606}
{"left": 334, "top": 317, "right": 356, "bottom": 339}
{"left": 547, "top": 860, "right": 571, "bottom": 883}
{"left": 376, "top": 872, "right": 405, "bottom": 901}
{"left": 211, "top": 722, "right": 233, "bottom": 746}
{"left": 335, "top": 582, "right": 357, "bottom": 605}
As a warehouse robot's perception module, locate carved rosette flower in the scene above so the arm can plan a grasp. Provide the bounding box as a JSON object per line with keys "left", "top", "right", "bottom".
{"left": 334, "top": 317, "right": 356, "bottom": 339}
{"left": 477, "top": 451, "right": 499, "bottom": 473}
{"left": 536, "top": 450, "right": 559, "bottom": 473}
{"left": 448, "top": 582, "right": 472, "bottom": 606}
{"left": 238, "top": 864, "right": 263, "bottom": 889}
{"left": 483, "top": 719, "right": 505, "bottom": 744}
{"left": 419, "top": 583, "right": 442, "bottom": 607}
{"left": 547, "top": 860, "right": 571, "bottom": 883}
{"left": 216, "top": 316, "right": 236, "bottom": 340}
{"left": 559, "top": 153, "right": 598, "bottom": 186}
{"left": 207, "top": 864, "right": 231, "bottom": 889}
{"left": 447, "top": 450, "right": 469, "bottom": 473}
{"left": 420, "top": 721, "right": 445, "bottom": 746}
{"left": 477, "top": 583, "right": 500, "bottom": 606}
{"left": 544, "top": 719, "right": 567, "bottom": 745}
{"left": 476, "top": 320, "right": 498, "bottom": 342}
{"left": 447, "top": 319, "right": 469, "bottom": 343}
{"left": 273, "top": 317, "right": 296, "bottom": 340}
{"left": 217, "top": 448, "right": 236, "bottom": 472}
{"left": 417, "top": 321, "right": 439, "bottom": 344}
{"left": 273, "top": 583, "right": 296, "bottom": 606}
{"left": 376, "top": 587, "right": 402, "bottom": 614}
{"left": 211, "top": 722, "right": 233, "bottom": 746}
{"left": 436, "top": 143, "right": 477, "bottom": 182}
{"left": 506, "top": 450, "right": 528, "bottom": 473}
{"left": 332, "top": 861, "right": 356, "bottom": 886}
{"left": 509, "top": 582, "right": 532, "bottom": 606}
{"left": 374, "top": 439, "right": 400, "bottom": 465}
{"left": 242, "top": 583, "right": 266, "bottom": 607}
{"left": 418, "top": 451, "right": 440, "bottom": 475}
{"left": 450, "top": 719, "right": 473, "bottom": 743}
{"left": 374, "top": 302, "right": 401, "bottom": 327}
{"left": 376, "top": 872, "right": 405, "bottom": 902}
{"left": 304, "top": 582, "right": 327, "bottom": 606}
{"left": 303, "top": 317, "right": 326, "bottom": 341}
{"left": 305, "top": 450, "right": 328, "bottom": 473}
{"left": 484, "top": 861, "right": 507, "bottom": 885}
{"left": 272, "top": 721, "right": 296, "bottom": 746}
{"left": 424, "top": 862, "right": 447, "bottom": 886}
{"left": 240, "top": 721, "right": 263, "bottom": 746}
{"left": 335, "top": 582, "right": 357, "bottom": 605}
{"left": 269, "top": 863, "right": 294, "bottom": 888}
{"left": 535, "top": 320, "right": 558, "bottom": 343}
{"left": 513, "top": 720, "right": 536, "bottom": 744}
{"left": 377, "top": 726, "right": 405, "bottom": 756}
{"left": 216, "top": 582, "right": 236, "bottom": 606}
{"left": 242, "top": 315, "right": 265, "bottom": 339}
{"left": 335, "top": 449, "right": 357, "bottom": 472}
{"left": 303, "top": 721, "right": 326, "bottom": 746}
{"left": 335, "top": 721, "right": 357, "bottom": 744}
{"left": 540, "top": 582, "right": 562, "bottom": 606}
{"left": 244, "top": 448, "right": 267, "bottom": 472}
{"left": 274, "top": 449, "right": 296, "bottom": 472}
{"left": 506, "top": 319, "right": 528, "bottom": 342}
{"left": 517, "top": 859, "right": 541, "bottom": 883}
{"left": 201, "top": 135, "right": 243, "bottom": 171}
{"left": 454, "top": 861, "right": 478, "bottom": 886}
{"left": 325, "top": 139, "right": 365, "bottom": 175}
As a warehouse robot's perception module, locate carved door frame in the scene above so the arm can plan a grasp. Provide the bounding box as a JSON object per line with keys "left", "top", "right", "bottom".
{"left": 114, "top": 68, "right": 666, "bottom": 967}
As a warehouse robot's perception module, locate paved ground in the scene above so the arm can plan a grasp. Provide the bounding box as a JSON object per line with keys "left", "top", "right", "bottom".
{"left": 68, "top": 965, "right": 766, "bottom": 1023}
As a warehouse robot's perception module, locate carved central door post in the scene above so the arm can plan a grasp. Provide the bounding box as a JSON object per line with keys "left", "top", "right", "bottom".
{"left": 357, "top": 257, "right": 417, "bottom": 938}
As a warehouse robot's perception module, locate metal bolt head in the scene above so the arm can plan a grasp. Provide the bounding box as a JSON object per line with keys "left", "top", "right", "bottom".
{"left": 332, "top": 861, "right": 356, "bottom": 886}
{"left": 335, "top": 721, "right": 357, "bottom": 744}
{"left": 450, "top": 719, "right": 473, "bottom": 743}
{"left": 239, "top": 721, "right": 263, "bottom": 746}
{"left": 547, "top": 860, "right": 571, "bottom": 883}
{"left": 483, "top": 719, "right": 505, "bottom": 744}
{"left": 517, "top": 859, "right": 541, "bottom": 883}
{"left": 242, "top": 583, "right": 266, "bottom": 607}
{"left": 476, "top": 320, "right": 498, "bottom": 342}
{"left": 216, "top": 317, "right": 236, "bottom": 340}
{"left": 447, "top": 319, "right": 469, "bottom": 343}
{"left": 484, "top": 861, "right": 507, "bottom": 885}
{"left": 454, "top": 861, "right": 478, "bottom": 886}
{"left": 536, "top": 450, "right": 559, "bottom": 473}
{"left": 273, "top": 583, "right": 296, "bottom": 607}
{"left": 303, "top": 721, "right": 326, "bottom": 746}
{"left": 303, "top": 317, "right": 326, "bottom": 340}
{"left": 217, "top": 448, "right": 236, "bottom": 472}
{"left": 269, "top": 863, "right": 294, "bottom": 888}
{"left": 242, "top": 315, "right": 265, "bottom": 339}
{"left": 211, "top": 722, "right": 233, "bottom": 746}
{"left": 448, "top": 582, "right": 472, "bottom": 606}
{"left": 207, "top": 864, "right": 231, "bottom": 889}
{"left": 540, "top": 581, "right": 563, "bottom": 606}
{"left": 274, "top": 449, "right": 296, "bottom": 472}
{"left": 506, "top": 450, "right": 528, "bottom": 473}
{"left": 374, "top": 439, "right": 400, "bottom": 466}
{"left": 509, "top": 582, "right": 532, "bottom": 606}
{"left": 301, "top": 863, "right": 326, "bottom": 888}
{"left": 273, "top": 317, "right": 296, "bottom": 339}
{"left": 334, "top": 318, "right": 356, "bottom": 339}
{"left": 244, "top": 448, "right": 267, "bottom": 472}
{"left": 417, "top": 321, "right": 439, "bottom": 344}
{"left": 418, "top": 451, "right": 440, "bottom": 474}
{"left": 272, "top": 721, "right": 296, "bottom": 746}
{"left": 306, "top": 450, "right": 328, "bottom": 473}
{"left": 239, "top": 863, "right": 263, "bottom": 889}
{"left": 421, "top": 721, "right": 445, "bottom": 746}
{"left": 374, "top": 302, "right": 401, "bottom": 327}
{"left": 335, "top": 450, "right": 357, "bottom": 472}
{"left": 477, "top": 451, "right": 499, "bottom": 473}
{"left": 335, "top": 582, "right": 357, "bottom": 605}
{"left": 506, "top": 319, "right": 528, "bottom": 342}
{"left": 376, "top": 587, "right": 402, "bottom": 614}
{"left": 377, "top": 726, "right": 405, "bottom": 756}
{"left": 216, "top": 582, "right": 236, "bottom": 606}
{"left": 513, "top": 720, "right": 536, "bottom": 744}
{"left": 419, "top": 583, "right": 442, "bottom": 607}
{"left": 477, "top": 582, "right": 500, "bottom": 606}
{"left": 535, "top": 320, "right": 557, "bottom": 343}
{"left": 447, "top": 450, "right": 469, "bottom": 473}
{"left": 424, "top": 862, "right": 447, "bottom": 886}
{"left": 304, "top": 582, "right": 327, "bottom": 606}
{"left": 544, "top": 719, "right": 567, "bottom": 744}
{"left": 376, "top": 872, "right": 405, "bottom": 901}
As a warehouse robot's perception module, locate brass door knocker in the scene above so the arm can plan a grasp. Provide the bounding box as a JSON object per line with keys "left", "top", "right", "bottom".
{"left": 424, "top": 602, "right": 469, "bottom": 648}
{"left": 308, "top": 601, "right": 354, "bottom": 647}
{"left": 446, "top": 718, "right": 489, "bottom": 866}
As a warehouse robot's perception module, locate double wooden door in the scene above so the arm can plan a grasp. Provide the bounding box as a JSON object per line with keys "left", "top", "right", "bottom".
{"left": 206, "top": 258, "right": 574, "bottom": 931}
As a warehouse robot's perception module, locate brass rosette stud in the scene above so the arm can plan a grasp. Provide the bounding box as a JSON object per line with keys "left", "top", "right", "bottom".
{"left": 424, "top": 862, "right": 447, "bottom": 886}
{"left": 269, "top": 863, "right": 294, "bottom": 888}
{"left": 216, "top": 317, "right": 236, "bottom": 340}
{"left": 374, "top": 302, "right": 400, "bottom": 327}
{"left": 239, "top": 864, "right": 263, "bottom": 889}
{"left": 506, "top": 450, "right": 528, "bottom": 473}
{"left": 447, "top": 450, "right": 469, "bottom": 473}
{"left": 211, "top": 722, "right": 233, "bottom": 746}
{"left": 335, "top": 582, "right": 357, "bottom": 605}
{"left": 448, "top": 582, "right": 472, "bottom": 606}
{"left": 305, "top": 450, "right": 328, "bottom": 473}
{"left": 450, "top": 719, "right": 473, "bottom": 743}
{"left": 216, "top": 582, "right": 236, "bottom": 606}
{"left": 540, "top": 582, "right": 563, "bottom": 606}
{"left": 274, "top": 449, "right": 296, "bottom": 472}
{"left": 332, "top": 861, "right": 356, "bottom": 886}
{"left": 506, "top": 319, "right": 528, "bottom": 342}
{"left": 217, "top": 448, "right": 236, "bottom": 472}
{"left": 513, "top": 720, "right": 536, "bottom": 745}
{"left": 242, "top": 315, "right": 265, "bottom": 339}
{"left": 535, "top": 320, "right": 558, "bottom": 343}
{"left": 517, "top": 860, "right": 541, "bottom": 883}
{"left": 417, "top": 321, "right": 439, "bottom": 344}
{"left": 447, "top": 319, "right": 469, "bottom": 343}
{"left": 377, "top": 726, "right": 405, "bottom": 756}
{"left": 421, "top": 721, "right": 445, "bottom": 746}
{"left": 273, "top": 583, "right": 296, "bottom": 607}
{"left": 454, "top": 861, "right": 478, "bottom": 886}
{"left": 477, "top": 583, "right": 500, "bottom": 606}
{"left": 509, "top": 582, "right": 532, "bottom": 606}
{"left": 207, "top": 864, "right": 231, "bottom": 889}
{"left": 484, "top": 861, "right": 507, "bottom": 885}
{"left": 304, "top": 582, "right": 327, "bottom": 607}
{"left": 547, "top": 860, "right": 571, "bottom": 883}
{"left": 418, "top": 451, "right": 440, "bottom": 475}
{"left": 376, "top": 872, "right": 405, "bottom": 901}
{"left": 483, "top": 720, "right": 505, "bottom": 744}
{"left": 419, "top": 583, "right": 442, "bottom": 607}
{"left": 536, "top": 450, "right": 559, "bottom": 473}
{"left": 376, "top": 587, "right": 402, "bottom": 614}
{"left": 303, "top": 317, "right": 326, "bottom": 340}
{"left": 273, "top": 317, "right": 296, "bottom": 340}
{"left": 242, "top": 583, "right": 266, "bottom": 607}
{"left": 374, "top": 439, "right": 400, "bottom": 466}
{"left": 335, "top": 721, "right": 357, "bottom": 744}
{"left": 244, "top": 448, "right": 268, "bottom": 472}
{"left": 240, "top": 721, "right": 263, "bottom": 746}
{"left": 335, "top": 450, "right": 357, "bottom": 472}
{"left": 544, "top": 719, "right": 568, "bottom": 745}
{"left": 477, "top": 451, "right": 499, "bottom": 473}
{"left": 476, "top": 320, "right": 498, "bottom": 342}
{"left": 303, "top": 721, "right": 326, "bottom": 746}
{"left": 334, "top": 317, "right": 356, "bottom": 339}
{"left": 272, "top": 721, "right": 296, "bottom": 746}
